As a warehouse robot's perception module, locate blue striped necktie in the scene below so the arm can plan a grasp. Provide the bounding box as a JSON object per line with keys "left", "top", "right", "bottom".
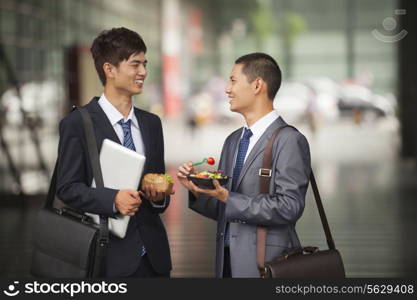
{"left": 231, "top": 128, "right": 253, "bottom": 190}
{"left": 117, "top": 119, "right": 146, "bottom": 257}
{"left": 118, "top": 119, "right": 136, "bottom": 151}
{"left": 225, "top": 128, "right": 253, "bottom": 246}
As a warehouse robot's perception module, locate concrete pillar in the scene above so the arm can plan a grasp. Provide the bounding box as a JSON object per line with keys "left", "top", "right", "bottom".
{"left": 398, "top": 1, "right": 417, "bottom": 162}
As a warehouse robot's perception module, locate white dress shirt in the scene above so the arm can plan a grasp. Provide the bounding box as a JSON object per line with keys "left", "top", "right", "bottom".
{"left": 98, "top": 94, "right": 145, "bottom": 156}
{"left": 98, "top": 93, "right": 165, "bottom": 209}
{"left": 241, "top": 110, "right": 279, "bottom": 163}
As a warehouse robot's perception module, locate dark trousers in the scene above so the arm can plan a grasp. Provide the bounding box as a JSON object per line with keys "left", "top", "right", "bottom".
{"left": 130, "top": 254, "right": 170, "bottom": 278}
{"left": 223, "top": 247, "right": 232, "bottom": 278}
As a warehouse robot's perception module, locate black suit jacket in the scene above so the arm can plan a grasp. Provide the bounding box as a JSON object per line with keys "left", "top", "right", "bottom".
{"left": 56, "top": 97, "right": 172, "bottom": 277}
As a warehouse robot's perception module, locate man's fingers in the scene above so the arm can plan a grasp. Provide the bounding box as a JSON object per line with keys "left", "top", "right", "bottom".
{"left": 128, "top": 205, "right": 139, "bottom": 216}
{"left": 177, "top": 171, "right": 187, "bottom": 178}
{"left": 188, "top": 180, "right": 197, "bottom": 190}
{"left": 144, "top": 186, "right": 151, "bottom": 198}
{"left": 127, "top": 189, "right": 138, "bottom": 195}
{"left": 150, "top": 185, "right": 157, "bottom": 197}
{"left": 189, "top": 181, "right": 204, "bottom": 193}
{"left": 180, "top": 162, "right": 194, "bottom": 173}
{"left": 127, "top": 190, "right": 139, "bottom": 200}
{"left": 178, "top": 166, "right": 189, "bottom": 176}
{"left": 141, "top": 186, "right": 148, "bottom": 197}
{"left": 189, "top": 181, "right": 218, "bottom": 196}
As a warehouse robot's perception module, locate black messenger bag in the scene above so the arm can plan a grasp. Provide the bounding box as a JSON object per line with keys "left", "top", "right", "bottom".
{"left": 31, "top": 107, "right": 109, "bottom": 277}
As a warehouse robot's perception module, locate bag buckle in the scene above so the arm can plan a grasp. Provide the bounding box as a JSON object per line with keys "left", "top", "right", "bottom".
{"left": 259, "top": 168, "right": 272, "bottom": 177}
{"left": 99, "top": 237, "right": 109, "bottom": 247}
{"left": 258, "top": 266, "right": 269, "bottom": 278}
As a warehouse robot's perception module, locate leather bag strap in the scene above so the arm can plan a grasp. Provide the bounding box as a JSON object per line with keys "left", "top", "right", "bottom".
{"left": 78, "top": 107, "right": 109, "bottom": 238}
{"left": 256, "top": 126, "right": 285, "bottom": 274}
{"left": 44, "top": 160, "right": 58, "bottom": 209}
{"left": 78, "top": 107, "right": 104, "bottom": 189}
{"left": 78, "top": 107, "right": 109, "bottom": 277}
{"left": 257, "top": 125, "right": 336, "bottom": 275}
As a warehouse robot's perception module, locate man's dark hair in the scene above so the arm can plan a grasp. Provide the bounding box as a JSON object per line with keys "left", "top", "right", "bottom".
{"left": 235, "top": 53, "right": 282, "bottom": 100}
{"left": 91, "top": 27, "right": 147, "bottom": 85}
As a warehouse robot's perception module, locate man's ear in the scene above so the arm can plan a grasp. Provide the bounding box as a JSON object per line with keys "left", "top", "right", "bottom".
{"left": 252, "top": 77, "right": 264, "bottom": 95}
{"left": 103, "top": 62, "right": 115, "bottom": 81}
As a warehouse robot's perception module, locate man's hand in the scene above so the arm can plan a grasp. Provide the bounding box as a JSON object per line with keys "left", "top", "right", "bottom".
{"left": 177, "top": 162, "right": 200, "bottom": 197}
{"left": 140, "top": 184, "right": 173, "bottom": 203}
{"left": 114, "top": 189, "right": 142, "bottom": 216}
{"left": 188, "top": 179, "right": 229, "bottom": 203}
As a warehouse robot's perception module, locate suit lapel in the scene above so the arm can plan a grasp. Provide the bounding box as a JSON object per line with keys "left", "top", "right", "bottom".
{"left": 134, "top": 108, "right": 151, "bottom": 171}
{"left": 234, "top": 116, "right": 288, "bottom": 191}
{"left": 224, "top": 129, "right": 242, "bottom": 190}
{"left": 87, "top": 97, "right": 121, "bottom": 145}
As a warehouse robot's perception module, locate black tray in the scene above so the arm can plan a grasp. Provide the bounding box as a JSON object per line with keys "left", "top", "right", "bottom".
{"left": 187, "top": 175, "right": 230, "bottom": 189}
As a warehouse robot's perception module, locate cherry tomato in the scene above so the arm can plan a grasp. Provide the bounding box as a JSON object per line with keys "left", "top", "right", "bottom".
{"left": 207, "top": 157, "right": 215, "bottom": 165}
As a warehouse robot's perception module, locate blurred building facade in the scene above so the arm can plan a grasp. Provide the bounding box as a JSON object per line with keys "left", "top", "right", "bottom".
{"left": 0, "top": 0, "right": 405, "bottom": 194}
{"left": 0, "top": 0, "right": 162, "bottom": 193}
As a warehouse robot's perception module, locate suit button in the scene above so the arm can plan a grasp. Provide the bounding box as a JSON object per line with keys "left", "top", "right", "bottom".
{"left": 220, "top": 233, "right": 224, "bottom": 236}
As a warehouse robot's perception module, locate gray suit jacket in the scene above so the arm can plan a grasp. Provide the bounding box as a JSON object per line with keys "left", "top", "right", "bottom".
{"left": 189, "top": 116, "right": 311, "bottom": 277}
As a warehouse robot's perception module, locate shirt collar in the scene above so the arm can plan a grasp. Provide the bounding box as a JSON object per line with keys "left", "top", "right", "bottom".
{"left": 98, "top": 93, "right": 138, "bottom": 129}
{"left": 244, "top": 110, "right": 279, "bottom": 138}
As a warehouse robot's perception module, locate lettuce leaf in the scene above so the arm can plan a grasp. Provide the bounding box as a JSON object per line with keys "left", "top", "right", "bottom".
{"left": 163, "top": 173, "right": 173, "bottom": 183}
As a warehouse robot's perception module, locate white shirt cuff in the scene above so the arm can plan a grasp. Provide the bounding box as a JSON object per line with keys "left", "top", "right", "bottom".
{"left": 149, "top": 196, "right": 167, "bottom": 208}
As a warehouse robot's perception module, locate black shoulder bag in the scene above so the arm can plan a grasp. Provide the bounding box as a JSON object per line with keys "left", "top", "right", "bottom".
{"left": 31, "top": 107, "right": 109, "bottom": 278}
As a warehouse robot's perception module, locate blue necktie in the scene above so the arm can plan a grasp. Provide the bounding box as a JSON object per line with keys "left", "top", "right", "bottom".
{"left": 225, "top": 128, "right": 253, "bottom": 246}
{"left": 118, "top": 119, "right": 146, "bottom": 257}
{"left": 118, "top": 119, "right": 136, "bottom": 151}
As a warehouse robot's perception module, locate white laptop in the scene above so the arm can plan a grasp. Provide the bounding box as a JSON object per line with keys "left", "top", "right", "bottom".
{"left": 87, "top": 139, "right": 146, "bottom": 238}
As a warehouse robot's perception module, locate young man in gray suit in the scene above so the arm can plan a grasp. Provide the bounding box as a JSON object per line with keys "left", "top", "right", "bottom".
{"left": 177, "top": 53, "right": 311, "bottom": 278}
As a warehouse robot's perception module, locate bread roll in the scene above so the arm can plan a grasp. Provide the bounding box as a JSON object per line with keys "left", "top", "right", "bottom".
{"left": 141, "top": 173, "right": 173, "bottom": 194}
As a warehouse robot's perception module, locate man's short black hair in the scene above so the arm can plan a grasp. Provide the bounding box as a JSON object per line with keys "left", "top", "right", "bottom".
{"left": 235, "top": 53, "right": 282, "bottom": 100}
{"left": 91, "top": 27, "right": 147, "bottom": 85}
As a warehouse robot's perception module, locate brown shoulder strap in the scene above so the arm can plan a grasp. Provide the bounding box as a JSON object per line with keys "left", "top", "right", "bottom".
{"left": 256, "top": 126, "right": 336, "bottom": 275}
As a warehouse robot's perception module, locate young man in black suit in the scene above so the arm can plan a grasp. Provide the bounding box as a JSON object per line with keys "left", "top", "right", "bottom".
{"left": 56, "top": 27, "right": 172, "bottom": 277}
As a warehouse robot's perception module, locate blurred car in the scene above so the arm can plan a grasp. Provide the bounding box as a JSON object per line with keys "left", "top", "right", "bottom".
{"left": 304, "top": 77, "right": 340, "bottom": 121}
{"left": 338, "top": 82, "right": 396, "bottom": 119}
{"left": 273, "top": 81, "right": 310, "bottom": 124}
{"left": 274, "top": 79, "right": 340, "bottom": 124}
{"left": 274, "top": 78, "right": 397, "bottom": 124}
